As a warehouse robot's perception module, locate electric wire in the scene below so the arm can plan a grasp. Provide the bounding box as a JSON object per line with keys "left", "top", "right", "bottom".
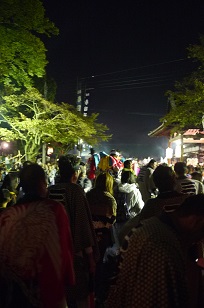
{"left": 80, "top": 57, "right": 191, "bottom": 79}
{"left": 90, "top": 71, "right": 183, "bottom": 86}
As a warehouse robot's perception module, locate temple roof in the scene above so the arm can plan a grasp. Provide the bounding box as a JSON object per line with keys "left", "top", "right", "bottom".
{"left": 183, "top": 129, "right": 204, "bottom": 136}
{"left": 148, "top": 124, "right": 204, "bottom": 143}
{"left": 148, "top": 123, "right": 173, "bottom": 137}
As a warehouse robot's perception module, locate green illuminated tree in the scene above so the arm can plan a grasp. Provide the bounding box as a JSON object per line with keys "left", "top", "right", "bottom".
{"left": 0, "top": 88, "right": 111, "bottom": 161}
{"left": 162, "top": 35, "right": 204, "bottom": 132}
{"left": 0, "top": 1, "right": 111, "bottom": 161}
{"left": 0, "top": 0, "right": 58, "bottom": 91}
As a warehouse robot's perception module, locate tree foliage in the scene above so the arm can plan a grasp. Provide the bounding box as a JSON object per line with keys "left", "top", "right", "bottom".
{"left": 0, "top": 88, "right": 111, "bottom": 161}
{"left": 0, "top": 1, "right": 111, "bottom": 161}
{"left": 0, "top": 0, "right": 58, "bottom": 89}
{"left": 162, "top": 35, "right": 204, "bottom": 132}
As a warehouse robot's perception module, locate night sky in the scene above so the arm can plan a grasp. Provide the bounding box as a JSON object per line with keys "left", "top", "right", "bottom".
{"left": 43, "top": 0, "right": 204, "bottom": 159}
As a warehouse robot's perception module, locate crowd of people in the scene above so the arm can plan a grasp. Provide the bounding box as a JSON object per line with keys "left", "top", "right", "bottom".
{"left": 0, "top": 149, "right": 204, "bottom": 307}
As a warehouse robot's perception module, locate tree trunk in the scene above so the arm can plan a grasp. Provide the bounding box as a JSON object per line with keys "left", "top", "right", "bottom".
{"left": 24, "top": 139, "right": 41, "bottom": 162}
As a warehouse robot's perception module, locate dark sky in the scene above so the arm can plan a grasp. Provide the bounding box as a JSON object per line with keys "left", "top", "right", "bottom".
{"left": 43, "top": 0, "right": 204, "bottom": 159}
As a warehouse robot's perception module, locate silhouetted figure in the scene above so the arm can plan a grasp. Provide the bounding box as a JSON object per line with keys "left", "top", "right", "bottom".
{"left": 0, "top": 163, "right": 74, "bottom": 308}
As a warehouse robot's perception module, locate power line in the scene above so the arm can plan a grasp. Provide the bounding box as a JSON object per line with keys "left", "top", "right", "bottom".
{"left": 91, "top": 70, "right": 183, "bottom": 86}
{"left": 77, "top": 58, "right": 194, "bottom": 93}
{"left": 127, "top": 112, "right": 164, "bottom": 116}
{"left": 95, "top": 77, "right": 174, "bottom": 89}
{"left": 89, "top": 109, "right": 165, "bottom": 116}
{"left": 80, "top": 58, "right": 190, "bottom": 79}
{"left": 104, "top": 82, "right": 174, "bottom": 91}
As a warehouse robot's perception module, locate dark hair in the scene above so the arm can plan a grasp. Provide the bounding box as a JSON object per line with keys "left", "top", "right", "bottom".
{"left": 58, "top": 155, "right": 81, "bottom": 182}
{"left": 90, "top": 148, "right": 95, "bottom": 155}
{"left": 174, "top": 162, "right": 187, "bottom": 175}
{"left": 78, "top": 165, "right": 86, "bottom": 177}
{"left": 177, "top": 194, "right": 204, "bottom": 217}
{"left": 110, "top": 149, "right": 120, "bottom": 157}
{"left": 191, "top": 171, "right": 202, "bottom": 182}
{"left": 23, "top": 161, "right": 33, "bottom": 168}
{"left": 121, "top": 171, "right": 135, "bottom": 184}
{"left": 19, "top": 164, "right": 46, "bottom": 193}
{"left": 123, "top": 159, "right": 132, "bottom": 169}
{"left": 1, "top": 172, "right": 19, "bottom": 192}
{"left": 153, "top": 165, "right": 175, "bottom": 192}
{"left": 147, "top": 159, "right": 156, "bottom": 168}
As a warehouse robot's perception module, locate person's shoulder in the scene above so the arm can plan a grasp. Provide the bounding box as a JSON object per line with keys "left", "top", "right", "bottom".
{"left": 43, "top": 197, "right": 63, "bottom": 207}
{"left": 71, "top": 182, "right": 86, "bottom": 194}
{"left": 136, "top": 216, "right": 175, "bottom": 243}
{"left": 143, "top": 197, "right": 159, "bottom": 206}
{"left": 84, "top": 177, "right": 92, "bottom": 184}
{"left": 176, "top": 176, "right": 193, "bottom": 182}
{"left": 122, "top": 216, "right": 156, "bottom": 243}
{"left": 104, "top": 191, "right": 116, "bottom": 200}
{"left": 48, "top": 183, "right": 65, "bottom": 191}
{"left": 192, "top": 178, "right": 203, "bottom": 185}
{"left": 175, "top": 177, "right": 196, "bottom": 187}
{"left": 42, "top": 198, "right": 68, "bottom": 217}
{"left": 49, "top": 182, "right": 84, "bottom": 193}
{"left": 191, "top": 179, "right": 204, "bottom": 192}
{"left": 147, "top": 167, "right": 154, "bottom": 174}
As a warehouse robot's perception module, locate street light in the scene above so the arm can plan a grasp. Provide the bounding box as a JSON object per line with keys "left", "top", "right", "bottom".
{"left": 1, "top": 141, "right": 9, "bottom": 149}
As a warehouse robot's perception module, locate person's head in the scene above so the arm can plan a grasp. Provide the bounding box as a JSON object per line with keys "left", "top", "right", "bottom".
{"left": 123, "top": 159, "right": 132, "bottom": 169}
{"left": 58, "top": 155, "right": 81, "bottom": 183}
{"left": 147, "top": 159, "right": 157, "bottom": 170}
{"left": 121, "top": 170, "right": 135, "bottom": 184}
{"left": 95, "top": 172, "right": 114, "bottom": 195}
{"left": 1, "top": 172, "right": 19, "bottom": 192}
{"left": 90, "top": 148, "right": 95, "bottom": 155}
{"left": 110, "top": 149, "right": 117, "bottom": 157}
{"left": 153, "top": 165, "right": 176, "bottom": 192}
{"left": 174, "top": 162, "right": 187, "bottom": 177}
{"left": 110, "top": 149, "right": 121, "bottom": 159}
{"left": 175, "top": 194, "right": 204, "bottom": 242}
{"left": 23, "top": 160, "right": 33, "bottom": 168}
{"left": 78, "top": 163, "right": 87, "bottom": 178}
{"left": 0, "top": 189, "right": 12, "bottom": 208}
{"left": 187, "top": 164, "right": 195, "bottom": 174}
{"left": 190, "top": 171, "right": 202, "bottom": 182}
{"left": 19, "top": 163, "right": 47, "bottom": 197}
